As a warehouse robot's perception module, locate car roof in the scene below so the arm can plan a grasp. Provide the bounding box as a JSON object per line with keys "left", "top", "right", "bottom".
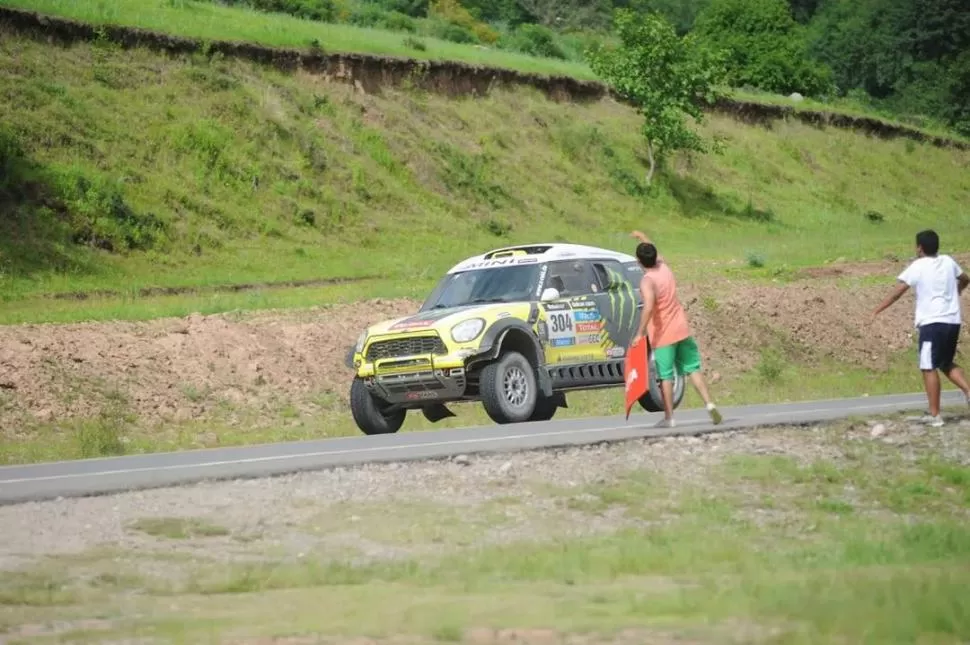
{"left": 446, "top": 242, "right": 639, "bottom": 274}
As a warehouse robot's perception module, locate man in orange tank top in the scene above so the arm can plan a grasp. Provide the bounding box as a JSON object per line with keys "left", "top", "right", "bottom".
{"left": 631, "top": 230, "right": 722, "bottom": 428}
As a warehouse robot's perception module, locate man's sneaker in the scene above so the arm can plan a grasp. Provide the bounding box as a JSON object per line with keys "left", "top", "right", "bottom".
{"left": 654, "top": 417, "right": 676, "bottom": 428}
{"left": 707, "top": 402, "right": 723, "bottom": 425}
{"left": 920, "top": 414, "right": 944, "bottom": 427}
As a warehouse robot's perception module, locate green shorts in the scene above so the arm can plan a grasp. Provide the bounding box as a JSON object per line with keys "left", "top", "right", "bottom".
{"left": 653, "top": 336, "right": 702, "bottom": 381}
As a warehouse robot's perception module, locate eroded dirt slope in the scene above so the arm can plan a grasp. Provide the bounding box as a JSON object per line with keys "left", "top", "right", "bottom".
{"left": 3, "top": 259, "right": 964, "bottom": 432}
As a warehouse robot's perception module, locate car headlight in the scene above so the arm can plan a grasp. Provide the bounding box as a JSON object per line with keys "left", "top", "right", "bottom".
{"left": 354, "top": 331, "right": 367, "bottom": 354}
{"left": 450, "top": 318, "right": 485, "bottom": 344}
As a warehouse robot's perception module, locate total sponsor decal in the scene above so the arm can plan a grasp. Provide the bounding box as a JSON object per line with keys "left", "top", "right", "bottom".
{"left": 575, "top": 321, "right": 600, "bottom": 333}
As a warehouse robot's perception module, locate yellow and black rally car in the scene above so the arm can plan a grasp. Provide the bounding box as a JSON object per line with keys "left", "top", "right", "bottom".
{"left": 348, "top": 243, "right": 686, "bottom": 435}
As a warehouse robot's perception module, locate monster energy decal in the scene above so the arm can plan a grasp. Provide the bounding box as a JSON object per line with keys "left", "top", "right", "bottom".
{"left": 601, "top": 266, "right": 639, "bottom": 351}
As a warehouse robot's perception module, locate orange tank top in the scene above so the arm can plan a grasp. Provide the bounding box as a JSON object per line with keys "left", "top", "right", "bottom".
{"left": 643, "top": 263, "right": 690, "bottom": 349}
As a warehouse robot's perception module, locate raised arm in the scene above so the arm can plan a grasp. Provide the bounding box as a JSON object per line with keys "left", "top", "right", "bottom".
{"left": 631, "top": 230, "right": 665, "bottom": 264}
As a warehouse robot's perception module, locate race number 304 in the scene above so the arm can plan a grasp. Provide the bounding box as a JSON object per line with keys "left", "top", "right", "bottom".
{"left": 548, "top": 311, "right": 573, "bottom": 335}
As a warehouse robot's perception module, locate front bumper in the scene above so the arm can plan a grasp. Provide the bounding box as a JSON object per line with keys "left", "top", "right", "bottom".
{"left": 360, "top": 354, "right": 469, "bottom": 405}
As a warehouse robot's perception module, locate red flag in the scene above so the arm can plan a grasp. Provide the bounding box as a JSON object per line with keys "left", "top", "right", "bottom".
{"left": 624, "top": 337, "right": 649, "bottom": 420}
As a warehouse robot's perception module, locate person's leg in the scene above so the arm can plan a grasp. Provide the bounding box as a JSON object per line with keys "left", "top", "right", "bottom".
{"left": 938, "top": 325, "right": 970, "bottom": 403}
{"left": 939, "top": 324, "right": 970, "bottom": 404}
{"left": 918, "top": 324, "right": 944, "bottom": 426}
{"left": 677, "top": 337, "right": 722, "bottom": 424}
{"left": 923, "top": 369, "right": 942, "bottom": 416}
{"left": 652, "top": 344, "right": 677, "bottom": 425}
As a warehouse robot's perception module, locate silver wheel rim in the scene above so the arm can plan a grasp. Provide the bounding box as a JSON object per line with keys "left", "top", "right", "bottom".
{"left": 503, "top": 366, "right": 529, "bottom": 408}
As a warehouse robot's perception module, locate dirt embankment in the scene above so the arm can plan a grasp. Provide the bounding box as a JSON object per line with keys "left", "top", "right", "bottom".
{"left": 1, "top": 6, "right": 967, "bottom": 151}
{"left": 3, "top": 260, "right": 966, "bottom": 430}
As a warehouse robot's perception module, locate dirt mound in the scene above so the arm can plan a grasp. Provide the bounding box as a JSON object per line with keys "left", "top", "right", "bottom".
{"left": 0, "top": 280, "right": 963, "bottom": 430}
{"left": 0, "top": 298, "right": 418, "bottom": 426}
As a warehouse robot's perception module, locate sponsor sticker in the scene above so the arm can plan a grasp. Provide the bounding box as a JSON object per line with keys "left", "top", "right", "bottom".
{"left": 575, "top": 322, "right": 600, "bottom": 333}
{"left": 542, "top": 302, "right": 571, "bottom": 312}
{"left": 607, "top": 346, "right": 626, "bottom": 358}
{"left": 574, "top": 310, "right": 601, "bottom": 322}
{"left": 550, "top": 337, "right": 575, "bottom": 347}
{"left": 389, "top": 319, "right": 437, "bottom": 331}
{"left": 576, "top": 333, "right": 600, "bottom": 344}
{"left": 406, "top": 390, "right": 440, "bottom": 400}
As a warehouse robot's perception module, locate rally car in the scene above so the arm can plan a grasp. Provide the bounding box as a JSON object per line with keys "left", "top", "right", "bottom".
{"left": 346, "top": 243, "right": 686, "bottom": 435}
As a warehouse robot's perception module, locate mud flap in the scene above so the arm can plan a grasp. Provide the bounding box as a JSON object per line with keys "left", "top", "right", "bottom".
{"left": 422, "top": 403, "right": 456, "bottom": 423}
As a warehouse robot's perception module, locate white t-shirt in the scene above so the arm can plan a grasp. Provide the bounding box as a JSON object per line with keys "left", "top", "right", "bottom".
{"left": 897, "top": 254, "right": 964, "bottom": 327}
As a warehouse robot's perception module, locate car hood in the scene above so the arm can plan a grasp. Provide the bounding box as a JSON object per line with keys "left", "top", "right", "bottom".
{"left": 365, "top": 302, "right": 530, "bottom": 337}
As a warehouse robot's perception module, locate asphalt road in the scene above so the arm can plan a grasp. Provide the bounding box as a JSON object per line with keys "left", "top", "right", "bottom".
{"left": 0, "top": 391, "right": 963, "bottom": 506}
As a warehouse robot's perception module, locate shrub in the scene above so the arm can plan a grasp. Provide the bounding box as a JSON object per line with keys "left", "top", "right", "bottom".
{"left": 366, "top": 0, "right": 429, "bottom": 18}
{"left": 427, "top": 0, "right": 499, "bottom": 44}
{"left": 53, "top": 168, "right": 167, "bottom": 252}
{"left": 501, "top": 24, "right": 567, "bottom": 60}
{"left": 424, "top": 16, "right": 479, "bottom": 44}
{"left": 221, "top": 0, "right": 340, "bottom": 22}
{"left": 346, "top": 4, "right": 417, "bottom": 31}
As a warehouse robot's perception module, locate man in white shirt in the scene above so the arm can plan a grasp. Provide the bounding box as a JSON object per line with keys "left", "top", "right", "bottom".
{"left": 872, "top": 229, "right": 970, "bottom": 427}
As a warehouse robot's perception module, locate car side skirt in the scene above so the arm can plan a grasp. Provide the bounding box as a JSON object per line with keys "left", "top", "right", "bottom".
{"left": 545, "top": 359, "right": 626, "bottom": 390}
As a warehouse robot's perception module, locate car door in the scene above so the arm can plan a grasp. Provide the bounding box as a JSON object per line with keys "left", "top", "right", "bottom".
{"left": 589, "top": 259, "right": 643, "bottom": 361}
{"left": 537, "top": 259, "right": 607, "bottom": 365}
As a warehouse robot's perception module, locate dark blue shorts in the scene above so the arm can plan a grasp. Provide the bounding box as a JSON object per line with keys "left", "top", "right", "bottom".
{"left": 917, "top": 323, "right": 961, "bottom": 371}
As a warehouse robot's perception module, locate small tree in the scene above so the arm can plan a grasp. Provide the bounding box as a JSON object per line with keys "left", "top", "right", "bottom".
{"left": 586, "top": 9, "right": 728, "bottom": 185}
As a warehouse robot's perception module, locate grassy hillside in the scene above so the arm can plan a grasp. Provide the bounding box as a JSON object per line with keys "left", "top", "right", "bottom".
{"left": 2, "top": 29, "right": 969, "bottom": 310}
{"left": 0, "top": 0, "right": 597, "bottom": 78}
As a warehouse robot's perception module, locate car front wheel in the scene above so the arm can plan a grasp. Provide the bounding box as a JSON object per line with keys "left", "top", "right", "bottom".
{"left": 350, "top": 377, "right": 406, "bottom": 435}
{"left": 479, "top": 351, "right": 538, "bottom": 424}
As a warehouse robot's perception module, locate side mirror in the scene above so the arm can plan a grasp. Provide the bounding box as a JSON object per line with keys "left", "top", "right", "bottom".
{"left": 540, "top": 287, "right": 560, "bottom": 302}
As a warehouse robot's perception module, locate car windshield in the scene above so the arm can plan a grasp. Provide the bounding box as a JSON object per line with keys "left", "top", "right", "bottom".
{"left": 420, "top": 264, "right": 543, "bottom": 311}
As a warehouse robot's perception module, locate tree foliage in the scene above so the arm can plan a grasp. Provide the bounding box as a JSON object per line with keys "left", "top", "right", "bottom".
{"left": 514, "top": 0, "right": 613, "bottom": 31}
{"left": 694, "top": 0, "right": 832, "bottom": 96}
{"left": 586, "top": 9, "right": 728, "bottom": 185}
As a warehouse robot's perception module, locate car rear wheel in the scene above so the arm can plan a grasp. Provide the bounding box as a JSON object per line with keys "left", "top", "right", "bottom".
{"left": 480, "top": 351, "right": 538, "bottom": 424}
{"left": 350, "top": 377, "right": 406, "bottom": 435}
{"left": 638, "top": 351, "right": 686, "bottom": 413}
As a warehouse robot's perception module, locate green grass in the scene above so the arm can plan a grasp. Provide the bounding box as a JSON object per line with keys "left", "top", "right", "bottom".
{"left": 1, "top": 30, "right": 968, "bottom": 310}
{"left": 731, "top": 88, "right": 970, "bottom": 143}
{"left": 129, "top": 517, "right": 230, "bottom": 539}
{"left": 0, "top": 0, "right": 597, "bottom": 79}
{"left": 0, "top": 277, "right": 433, "bottom": 325}
{"left": 4, "top": 423, "right": 969, "bottom": 643}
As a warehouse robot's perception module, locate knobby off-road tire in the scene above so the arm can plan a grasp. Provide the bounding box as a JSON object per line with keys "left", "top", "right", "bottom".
{"left": 350, "top": 377, "right": 406, "bottom": 435}
{"left": 479, "top": 350, "right": 538, "bottom": 424}
{"left": 638, "top": 351, "right": 686, "bottom": 413}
